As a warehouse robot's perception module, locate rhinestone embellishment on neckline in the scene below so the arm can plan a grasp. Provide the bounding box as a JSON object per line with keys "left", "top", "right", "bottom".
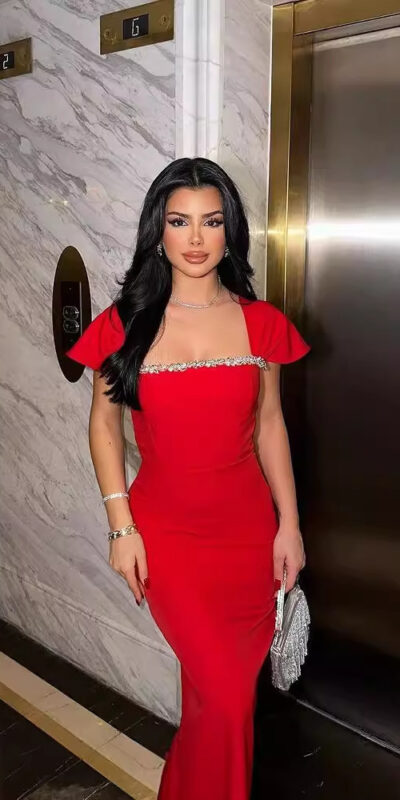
{"left": 139, "top": 354, "right": 270, "bottom": 374}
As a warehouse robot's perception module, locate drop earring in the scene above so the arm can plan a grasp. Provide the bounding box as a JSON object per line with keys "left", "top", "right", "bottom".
{"left": 224, "top": 246, "right": 230, "bottom": 258}
{"left": 157, "top": 242, "right": 163, "bottom": 257}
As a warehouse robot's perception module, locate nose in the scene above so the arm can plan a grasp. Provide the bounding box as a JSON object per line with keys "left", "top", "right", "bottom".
{"left": 189, "top": 224, "right": 204, "bottom": 246}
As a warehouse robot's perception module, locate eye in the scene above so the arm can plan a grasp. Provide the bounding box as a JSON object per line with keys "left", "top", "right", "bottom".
{"left": 205, "top": 218, "right": 224, "bottom": 227}
{"left": 168, "top": 218, "right": 187, "bottom": 227}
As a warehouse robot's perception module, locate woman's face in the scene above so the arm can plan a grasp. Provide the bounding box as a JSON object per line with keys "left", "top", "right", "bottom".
{"left": 162, "top": 186, "right": 226, "bottom": 277}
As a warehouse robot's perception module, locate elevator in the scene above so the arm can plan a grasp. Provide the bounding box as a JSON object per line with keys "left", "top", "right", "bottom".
{"left": 268, "top": 1, "right": 400, "bottom": 752}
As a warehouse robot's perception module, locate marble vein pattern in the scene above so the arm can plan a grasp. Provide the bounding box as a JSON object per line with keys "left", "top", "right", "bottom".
{"left": 0, "top": 0, "right": 179, "bottom": 723}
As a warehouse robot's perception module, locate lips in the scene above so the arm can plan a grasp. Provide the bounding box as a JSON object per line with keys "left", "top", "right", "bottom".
{"left": 182, "top": 252, "right": 209, "bottom": 262}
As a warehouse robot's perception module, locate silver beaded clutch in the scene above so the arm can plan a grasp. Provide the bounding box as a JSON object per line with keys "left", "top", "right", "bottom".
{"left": 270, "top": 566, "right": 311, "bottom": 691}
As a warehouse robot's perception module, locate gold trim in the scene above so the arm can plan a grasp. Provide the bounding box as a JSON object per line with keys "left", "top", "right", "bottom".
{"left": 266, "top": 4, "right": 294, "bottom": 312}
{"left": 285, "top": 33, "right": 313, "bottom": 326}
{"left": 0, "top": 38, "right": 32, "bottom": 81}
{"left": 0, "top": 652, "right": 162, "bottom": 799}
{"left": 295, "top": 0, "right": 400, "bottom": 36}
{"left": 100, "top": 0, "right": 174, "bottom": 55}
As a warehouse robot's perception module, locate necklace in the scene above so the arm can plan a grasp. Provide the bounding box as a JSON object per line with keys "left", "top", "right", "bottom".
{"left": 170, "top": 277, "right": 222, "bottom": 309}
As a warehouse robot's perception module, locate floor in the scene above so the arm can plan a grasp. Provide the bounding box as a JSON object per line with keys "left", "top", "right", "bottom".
{"left": 0, "top": 619, "right": 399, "bottom": 799}
{"left": 290, "top": 625, "right": 400, "bottom": 751}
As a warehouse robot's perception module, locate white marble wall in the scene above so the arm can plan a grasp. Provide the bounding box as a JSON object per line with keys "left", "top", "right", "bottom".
{"left": 220, "top": 0, "right": 272, "bottom": 298}
{"left": 0, "top": 0, "right": 180, "bottom": 724}
{"left": 0, "top": 0, "right": 273, "bottom": 725}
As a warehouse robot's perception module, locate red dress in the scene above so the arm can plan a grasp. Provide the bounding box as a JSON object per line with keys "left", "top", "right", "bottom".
{"left": 66, "top": 295, "right": 311, "bottom": 800}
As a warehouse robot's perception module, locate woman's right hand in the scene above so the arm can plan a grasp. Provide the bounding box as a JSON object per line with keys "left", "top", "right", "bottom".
{"left": 109, "top": 533, "right": 149, "bottom": 605}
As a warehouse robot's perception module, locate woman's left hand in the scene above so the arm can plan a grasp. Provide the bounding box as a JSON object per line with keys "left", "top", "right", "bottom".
{"left": 273, "top": 522, "right": 306, "bottom": 595}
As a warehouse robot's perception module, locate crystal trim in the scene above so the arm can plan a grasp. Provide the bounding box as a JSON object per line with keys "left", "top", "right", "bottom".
{"left": 139, "top": 354, "right": 270, "bottom": 374}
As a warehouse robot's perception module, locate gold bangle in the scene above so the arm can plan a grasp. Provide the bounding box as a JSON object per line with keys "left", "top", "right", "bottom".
{"left": 107, "top": 522, "right": 140, "bottom": 542}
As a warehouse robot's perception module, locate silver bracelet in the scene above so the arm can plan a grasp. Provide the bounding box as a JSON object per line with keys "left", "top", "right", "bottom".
{"left": 107, "top": 522, "right": 140, "bottom": 542}
{"left": 102, "top": 491, "right": 129, "bottom": 503}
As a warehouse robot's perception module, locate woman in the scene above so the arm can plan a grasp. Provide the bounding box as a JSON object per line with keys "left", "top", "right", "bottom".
{"left": 66, "top": 157, "right": 311, "bottom": 800}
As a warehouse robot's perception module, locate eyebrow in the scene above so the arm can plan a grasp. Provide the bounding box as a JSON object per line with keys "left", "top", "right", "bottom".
{"left": 166, "top": 210, "right": 224, "bottom": 218}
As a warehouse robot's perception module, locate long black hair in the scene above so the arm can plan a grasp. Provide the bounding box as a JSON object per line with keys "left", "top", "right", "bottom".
{"left": 100, "top": 157, "right": 258, "bottom": 411}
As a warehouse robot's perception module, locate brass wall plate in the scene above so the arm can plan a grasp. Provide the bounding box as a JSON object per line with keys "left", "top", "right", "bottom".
{"left": 294, "top": 0, "right": 400, "bottom": 35}
{"left": 100, "top": 1, "right": 174, "bottom": 54}
{"left": 0, "top": 38, "right": 32, "bottom": 80}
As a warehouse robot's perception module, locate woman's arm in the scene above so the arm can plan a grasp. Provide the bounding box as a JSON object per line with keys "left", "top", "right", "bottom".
{"left": 89, "top": 370, "right": 133, "bottom": 532}
{"left": 89, "top": 371, "right": 148, "bottom": 603}
{"left": 254, "top": 363, "right": 305, "bottom": 591}
{"left": 254, "top": 363, "right": 299, "bottom": 526}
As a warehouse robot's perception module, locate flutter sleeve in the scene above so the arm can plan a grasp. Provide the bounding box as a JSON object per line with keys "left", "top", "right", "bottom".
{"left": 65, "top": 303, "right": 125, "bottom": 370}
{"left": 260, "top": 300, "right": 311, "bottom": 364}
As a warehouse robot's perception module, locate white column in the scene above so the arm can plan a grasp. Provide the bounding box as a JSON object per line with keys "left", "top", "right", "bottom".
{"left": 175, "top": 0, "right": 225, "bottom": 159}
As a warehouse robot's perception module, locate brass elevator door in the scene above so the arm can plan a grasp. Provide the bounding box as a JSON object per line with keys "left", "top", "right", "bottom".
{"left": 291, "top": 26, "right": 400, "bottom": 750}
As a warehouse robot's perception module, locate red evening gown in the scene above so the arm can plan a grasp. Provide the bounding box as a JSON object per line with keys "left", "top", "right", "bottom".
{"left": 66, "top": 295, "right": 311, "bottom": 800}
